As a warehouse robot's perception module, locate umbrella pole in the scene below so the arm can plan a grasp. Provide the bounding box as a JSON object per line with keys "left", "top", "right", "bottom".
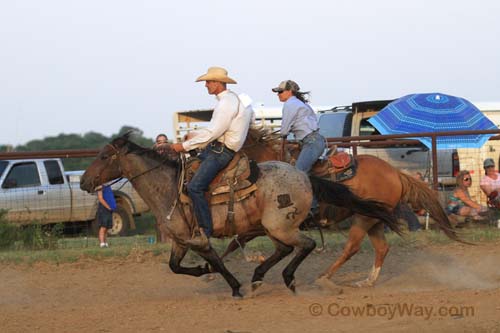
{"left": 432, "top": 135, "right": 439, "bottom": 191}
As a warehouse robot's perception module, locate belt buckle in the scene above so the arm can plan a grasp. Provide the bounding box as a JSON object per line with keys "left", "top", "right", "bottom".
{"left": 212, "top": 142, "right": 224, "bottom": 154}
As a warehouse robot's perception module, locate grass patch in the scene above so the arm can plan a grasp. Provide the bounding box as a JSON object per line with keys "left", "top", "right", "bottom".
{"left": 0, "top": 220, "right": 18, "bottom": 250}
{"left": 0, "top": 234, "right": 171, "bottom": 264}
{"left": 0, "top": 210, "right": 66, "bottom": 251}
{"left": 1, "top": 227, "right": 499, "bottom": 265}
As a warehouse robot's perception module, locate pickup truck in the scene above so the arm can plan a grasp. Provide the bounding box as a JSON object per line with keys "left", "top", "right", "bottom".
{"left": 317, "top": 100, "right": 459, "bottom": 189}
{"left": 0, "top": 158, "right": 149, "bottom": 235}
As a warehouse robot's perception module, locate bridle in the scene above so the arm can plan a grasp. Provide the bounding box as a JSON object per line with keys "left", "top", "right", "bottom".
{"left": 103, "top": 143, "right": 171, "bottom": 184}
{"left": 102, "top": 142, "right": 186, "bottom": 221}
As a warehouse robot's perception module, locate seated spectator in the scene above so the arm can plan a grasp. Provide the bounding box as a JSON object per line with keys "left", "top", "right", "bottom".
{"left": 479, "top": 158, "right": 500, "bottom": 208}
{"left": 447, "top": 170, "right": 487, "bottom": 220}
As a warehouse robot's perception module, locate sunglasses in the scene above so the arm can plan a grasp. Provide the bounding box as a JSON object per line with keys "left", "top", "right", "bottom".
{"left": 463, "top": 178, "right": 471, "bottom": 181}
{"left": 276, "top": 90, "right": 285, "bottom": 94}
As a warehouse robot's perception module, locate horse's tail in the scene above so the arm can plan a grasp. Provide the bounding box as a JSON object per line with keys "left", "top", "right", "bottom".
{"left": 398, "top": 172, "right": 462, "bottom": 242}
{"left": 310, "top": 176, "right": 403, "bottom": 236}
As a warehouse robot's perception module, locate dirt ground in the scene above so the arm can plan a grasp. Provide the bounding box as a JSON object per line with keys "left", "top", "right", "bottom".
{"left": 1, "top": 239, "right": 500, "bottom": 333}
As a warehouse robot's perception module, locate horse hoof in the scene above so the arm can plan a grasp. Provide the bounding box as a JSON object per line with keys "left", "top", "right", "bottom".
{"left": 315, "top": 277, "right": 343, "bottom": 295}
{"left": 314, "top": 246, "right": 326, "bottom": 254}
{"left": 232, "top": 291, "right": 244, "bottom": 299}
{"left": 251, "top": 281, "right": 263, "bottom": 292}
{"left": 354, "top": 279, "right": 374, "bottom": 288}
{"left": 287, "top": 279, "right": 296, "bottom": 293}
{"left": 203, "top": 273, "right": 216, "bottom": 282}
{"left": 203, "top": 263, "right": 215, "bottom": 273}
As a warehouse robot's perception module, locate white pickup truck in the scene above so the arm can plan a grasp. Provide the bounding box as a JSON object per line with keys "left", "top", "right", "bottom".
{"left": 0, "top": 158, "right": 149, "bottom": 235}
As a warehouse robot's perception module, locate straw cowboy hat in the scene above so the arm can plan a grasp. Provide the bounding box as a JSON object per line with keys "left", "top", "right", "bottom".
{"left": 195, "top": 66, "right": 237, "bottom": 84}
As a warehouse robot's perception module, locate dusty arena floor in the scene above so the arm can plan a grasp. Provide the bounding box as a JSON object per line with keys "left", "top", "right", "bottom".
{"left": 1, "top": 240, "right": 500, "bottom": 332}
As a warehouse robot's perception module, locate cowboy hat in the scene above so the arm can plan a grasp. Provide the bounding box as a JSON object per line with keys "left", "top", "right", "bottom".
{"left": 195, "top": 66, "right": 237, "bottom": 84}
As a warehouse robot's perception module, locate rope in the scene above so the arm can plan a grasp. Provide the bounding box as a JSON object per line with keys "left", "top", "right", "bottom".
{"left": 166, "top": 154, "right": 186, "bottom": 220}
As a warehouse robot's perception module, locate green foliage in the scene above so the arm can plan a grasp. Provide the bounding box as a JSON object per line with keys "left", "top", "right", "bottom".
{"left": 0, "top": 144, "right": 15, "bottom": 152}
{"left": 19, "top": 223, "right": 64, "bottom": 250}
{"left": 10, "top": 126, "right": 155, "bottom": 171}
{"left": 0, "top": 210, "right": 19, "bottom": 249}
{"left": 0, "top": 210, "right": 67, "bottom": 251}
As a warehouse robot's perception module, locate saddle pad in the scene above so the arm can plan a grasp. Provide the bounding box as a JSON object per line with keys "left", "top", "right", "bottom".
{"left": 329, "top": 152, "right": 352, "bottom": 169}
{"left": 180, "top": 183, "right": 258, "bottom": 205}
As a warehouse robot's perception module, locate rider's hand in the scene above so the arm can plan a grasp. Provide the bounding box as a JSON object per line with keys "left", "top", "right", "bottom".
{"left": 184, "top": 132, "right": 197, "bottom": 141}
{"left": 171, "top": 143, "right": 185, "bottom": 153}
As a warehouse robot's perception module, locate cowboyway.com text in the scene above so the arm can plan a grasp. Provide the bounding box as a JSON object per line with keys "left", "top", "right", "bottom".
{"left": 308, "top": 302, "right": 474, "bottom": 320}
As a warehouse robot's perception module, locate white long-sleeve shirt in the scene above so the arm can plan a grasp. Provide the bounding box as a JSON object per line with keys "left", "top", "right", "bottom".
{"left": 182, "top": 90, "right": 253, "bottom": 152}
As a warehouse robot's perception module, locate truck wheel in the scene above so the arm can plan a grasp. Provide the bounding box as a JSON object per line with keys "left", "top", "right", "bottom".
{"left": 108, "top": 205, "right": 132, "bottom": 236}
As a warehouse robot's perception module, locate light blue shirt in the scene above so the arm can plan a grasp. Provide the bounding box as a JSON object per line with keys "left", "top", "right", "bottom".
{"left": 280, "top": 96, "right": 319, "bottom": 140}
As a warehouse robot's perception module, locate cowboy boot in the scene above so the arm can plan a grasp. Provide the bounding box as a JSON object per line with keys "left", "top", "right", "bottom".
{"left": 186, "top": 228, "right": 210, "bottom": 251}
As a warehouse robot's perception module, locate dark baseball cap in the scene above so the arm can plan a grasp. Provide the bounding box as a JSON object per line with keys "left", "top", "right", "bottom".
{"left": 484, "top": 158, "right": 495, "bottom": 168}
{"left": 272, "top": 80, "right": 300, "bottom": 93}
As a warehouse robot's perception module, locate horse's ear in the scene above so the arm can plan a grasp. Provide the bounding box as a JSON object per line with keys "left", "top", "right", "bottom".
{"left": 111, "top": 135, "right": 129, "bottom": 149}
{"left": 111, "top": 130, "right": 136, "bottom": 148}
{"left": 122, "top": 130, "right": 135, "bottom": 140}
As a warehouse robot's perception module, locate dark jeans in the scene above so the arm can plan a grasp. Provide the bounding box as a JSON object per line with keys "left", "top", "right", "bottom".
{"left": 187, "top": 143, "right": 235, "bottom": 237}
{"left": 97, "top": 205, "right": 113, "bottom": 229}
{"left": 396, "top": 203, "right": 422, "bottom": 231}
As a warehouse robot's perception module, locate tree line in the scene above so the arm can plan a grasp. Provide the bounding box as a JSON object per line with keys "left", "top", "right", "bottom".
{"left": 0, "top": 125, "right": 154, "bottom": 171}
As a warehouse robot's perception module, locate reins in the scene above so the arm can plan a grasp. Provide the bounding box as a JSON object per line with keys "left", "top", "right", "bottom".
{"left": 106, "top": 143, "right": 176, "bottom": 186}
{"left": 109, "top": 142, "right": 195, "bottom": 234}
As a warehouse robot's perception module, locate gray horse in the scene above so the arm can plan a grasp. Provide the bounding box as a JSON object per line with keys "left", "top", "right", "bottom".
{"left": 80, "top": 134, "right": 399, "bottom": 298}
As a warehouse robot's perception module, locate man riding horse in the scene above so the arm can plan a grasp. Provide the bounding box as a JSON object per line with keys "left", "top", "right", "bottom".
{"left": 171, "top": 66, "right": 254, "bottom": 250}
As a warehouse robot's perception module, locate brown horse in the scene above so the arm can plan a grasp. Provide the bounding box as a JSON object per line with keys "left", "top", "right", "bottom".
{"left": 233, "top": 126, "right": 460, "bottom": 290}
{"left": 80, "top": 134, "right": 399, "bottom": 297}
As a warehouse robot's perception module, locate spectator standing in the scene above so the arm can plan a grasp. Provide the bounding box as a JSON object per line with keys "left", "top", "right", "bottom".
{"left": 96, "top": 184, "right": 117, "bottom": 248}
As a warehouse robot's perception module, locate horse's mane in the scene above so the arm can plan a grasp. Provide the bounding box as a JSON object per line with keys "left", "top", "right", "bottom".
{"left": 111, "top": 132, "right": 179, "bottom": 168}
{"left": 109, "top": 125, "right": 281, "bottom": 166}
{"left": 247, "top": 125, "right": 282, "bottom": 145}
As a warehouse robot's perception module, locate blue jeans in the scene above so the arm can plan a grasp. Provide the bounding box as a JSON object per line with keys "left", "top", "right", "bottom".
{"left": 296, "top": 131, "right": 326, "bottom": 173}
{"left": 187, "top": 143, "right": 235, "bottom": 237}
{"left": 296, "top": 131, "right": 326, "bottom": 210}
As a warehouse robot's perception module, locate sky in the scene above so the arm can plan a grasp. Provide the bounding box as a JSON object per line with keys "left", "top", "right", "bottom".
{"left": 1, "top": 0, "right": 500, "bottom": 146}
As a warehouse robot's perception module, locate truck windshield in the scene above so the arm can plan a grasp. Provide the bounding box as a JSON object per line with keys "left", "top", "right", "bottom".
{"left": 318, "top": 113, "right": 351, "bottom": 138}
{"left": 0, "top": 161, "right": 7, "bottom": 178}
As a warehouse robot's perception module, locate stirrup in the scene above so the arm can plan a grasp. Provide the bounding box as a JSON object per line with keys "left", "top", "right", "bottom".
{"left": 186, "top": 229, "right": 210, "bottom": 251}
